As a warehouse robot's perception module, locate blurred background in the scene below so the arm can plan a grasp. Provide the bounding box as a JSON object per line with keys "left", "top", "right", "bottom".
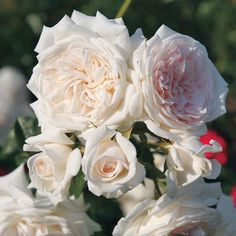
{"left": 0, "top": 0, "right": 235, "bottom": 204}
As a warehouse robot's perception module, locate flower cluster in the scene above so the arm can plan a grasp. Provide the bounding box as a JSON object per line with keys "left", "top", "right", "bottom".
{"left": 0, "top": 165, "right": 100, "bottom": 235}
{"left": 1, "top": 10, "right": 235, "bottom": 236}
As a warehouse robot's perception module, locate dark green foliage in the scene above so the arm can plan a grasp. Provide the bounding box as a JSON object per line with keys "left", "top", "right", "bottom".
{"left": 83, "top": 187, "right": 123, "bottom": 236}
{"left": 130, "top": 122, "right": 167, "bottom": 180}
{"left": 14, "top": 117, "right": 40, "bottom": 147}
{"left": 0, "top": 117, "right": 40, "bottom": 170}
{"left": 69, "top": 169, "right": 86, "bottom": 198}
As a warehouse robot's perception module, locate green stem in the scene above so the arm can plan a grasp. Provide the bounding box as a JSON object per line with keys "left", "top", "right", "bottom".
{"left": 154, "top": 179, "right": 162, "bottom": 199}
{"left": 116, "top": 0, "right": 133, "bottom": 18}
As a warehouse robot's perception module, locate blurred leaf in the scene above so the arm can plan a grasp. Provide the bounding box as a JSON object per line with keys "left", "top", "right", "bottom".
{"left": 69, "top": 169, "right": 86, "bottom": 198}
{"left": 15, "top": 152, "right": 31, "bottom": 166}
{"left": 14, "top": 117, "right": 40, "bottom": 147}
{"left": 0, "top": 117, "right": 39, "bottom": 169}
{"left": 0, "top": 129, "right": 19, "bottom": 159}
{"left": 84, "top": 187, "right": 123, "bottom": 236}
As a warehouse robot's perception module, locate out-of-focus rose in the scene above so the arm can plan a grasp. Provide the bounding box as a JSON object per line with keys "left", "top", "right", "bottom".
{"left": 200, "top": 129, "right": 228, "bottom": 164}
{"left": 0, "top": 66, "right": 32, "bottom": 142}
{"left": 215, "top": 194, "right": 236, "bottom": 236}
{"left": 130, "top": 25, "right": 228, "bottom": 140}
{"left": 81, "top": 126, "right": 145, "bottom": 198}
{"left": 24, "top": 131, "right": 81, "bottom": 204}
{"left": 113, "top": 180, "right": 220, "bottom": 236}
{"left": 231, "top": 185, "right": 236, "bottom": 207}
{"left": 154, "top": 137, "right": 222, "bottom": 197}
{"left": 28, "top": 11, "right": 139, "bottom": 133}
{"left": 0, "top": 165, "right": 101, "bottom": 236}
{"left": 118, "top": 178, "right": 155, "bottom": 216}
{"left": 0, "top": 167, "right": 7, "bottom": 176}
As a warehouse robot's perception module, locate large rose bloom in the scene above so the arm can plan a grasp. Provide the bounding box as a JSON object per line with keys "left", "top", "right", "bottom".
{"left": 113, "top": 181, "right": 220, "bottom": 236}
{"left": 130, "top": 25, "right": 228, "bottom": 140}
{"left": 28, "top": 11, "right": 138, "bottom": 132}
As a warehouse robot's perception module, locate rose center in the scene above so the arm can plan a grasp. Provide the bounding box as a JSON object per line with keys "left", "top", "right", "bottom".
{"left": 103, "top": 161, "right": 117, "bottom": 173}
{"left": 46, "top": 48, "right": 120, "bottom": 117}
{"left": 152, "top": 43, "right": 206, "bottom": 125}
{"left": 35, "top": 158, "right": 53, "bottom": 177}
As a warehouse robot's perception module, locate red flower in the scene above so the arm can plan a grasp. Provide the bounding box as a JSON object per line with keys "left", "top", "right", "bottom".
{"left": 0, "top": 167, "right": 7, "bottom": 176}
{"left": 231, "top": 186, "right": 236, "bottom": 207}
{"left": 200, "top": 130, "right": 228, "bottom": 165}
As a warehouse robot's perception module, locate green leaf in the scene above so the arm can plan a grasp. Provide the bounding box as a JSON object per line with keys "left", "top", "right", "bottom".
{"left": 0, "top": 117, "right": 40, "bottom": 169}
{"left": 84, "top": 187, "right": 123, "bottom": 236}
{"left": 69, "top": 169, "right": 86, "bottom": 198}
{"left": 0, "top": 129, "right": 19, "bottom": 159}
{"left": 14, "top": 117, "right": 40, "bottom": 147}
{"left": 15, "top": 152, "right": 31, "bottom": 166}
{"left": 142, "top": 161, "right": 165, "bottom": 180}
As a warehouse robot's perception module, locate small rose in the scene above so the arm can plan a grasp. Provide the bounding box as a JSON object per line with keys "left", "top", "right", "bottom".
{"left": 24, "top": 131, "right": 81, "bottom": 204}
{"left": 81, "top": 126, "right": 146, "bottom": 198}
{"left": 154, "top": 137, "right": 222, "bottom": 197}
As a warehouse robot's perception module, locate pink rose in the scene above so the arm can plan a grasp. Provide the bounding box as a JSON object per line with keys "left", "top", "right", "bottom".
{"left": 130, "top": 25, "right": 228, "bottom": 140}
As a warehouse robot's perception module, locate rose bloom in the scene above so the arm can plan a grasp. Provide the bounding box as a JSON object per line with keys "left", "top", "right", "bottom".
{"left": 231, "top": 186, "right": 236, "bottom": 207}
{"left": 118, "top": 178, "right": 155, "bottom": 216}
{"left": 0, "top": 165, "right": 101, "bottom": 236}
{"left": 81, "top": 126, "right": 146, "bottom": 198}
{"left": 154, "top": 136, "right": 222, "bottom": 197}
{"left": 28, "top": 11, "right": 140, "bottom": 133}
{"left": 113, "top": 180, "right": 220, "bottom": 236}
{"left": 24, "top": 131, "right": 81, "bottom": 205}
{"left": 130, "top": 25, "right": 228, "bottom": 140}
{"left": 200, "top": 129, "right": 228, "bottom": 165}
{"left": 215, "top": 194, "right": 236, "bottom": 236}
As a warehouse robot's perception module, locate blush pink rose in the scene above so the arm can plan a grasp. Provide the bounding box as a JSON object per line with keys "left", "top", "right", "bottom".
{"left": 130, "top": 25, "right": 228, "bottom": 140}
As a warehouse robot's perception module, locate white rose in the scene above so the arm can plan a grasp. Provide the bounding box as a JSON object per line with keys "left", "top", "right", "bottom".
{"left": 113, "top": 181, "right": 221, "bottom": 236}
{"left": 28, "top": 11, "right": 138, "bottom": 133}
{"left": 154, "top": 137, "right": 222, "bottom": 197}
{"left": 24, "top": 131, "right": 81, "bottom": 204}
{"left": 118, "top": 178, "right": 155, "bottom": 216}
{"left": 81, "top": 126, "right": 146, "bottom": 198}
{"left": 215, "top": 194, "right": 236, "bottom": 236}
{"left": 55, "top": 197, "right": 101, "bottom": 236}
{"left": 130, "top": 25, "right": 228, "bottom": 140}
{"left": 0, "top": 165, "right": 101, "bottom": 236}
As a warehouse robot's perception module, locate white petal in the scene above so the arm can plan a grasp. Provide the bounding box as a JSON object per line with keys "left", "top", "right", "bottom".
{"left": 156, "top": 24, "right": 178, "bottom": 40}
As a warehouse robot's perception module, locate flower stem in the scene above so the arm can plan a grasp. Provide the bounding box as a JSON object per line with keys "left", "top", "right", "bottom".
{"left": 116, "top": 0, "right": 133, "bottom": 18}
{"left": 154, "top": 179, "right": 162, "bottom": 199}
